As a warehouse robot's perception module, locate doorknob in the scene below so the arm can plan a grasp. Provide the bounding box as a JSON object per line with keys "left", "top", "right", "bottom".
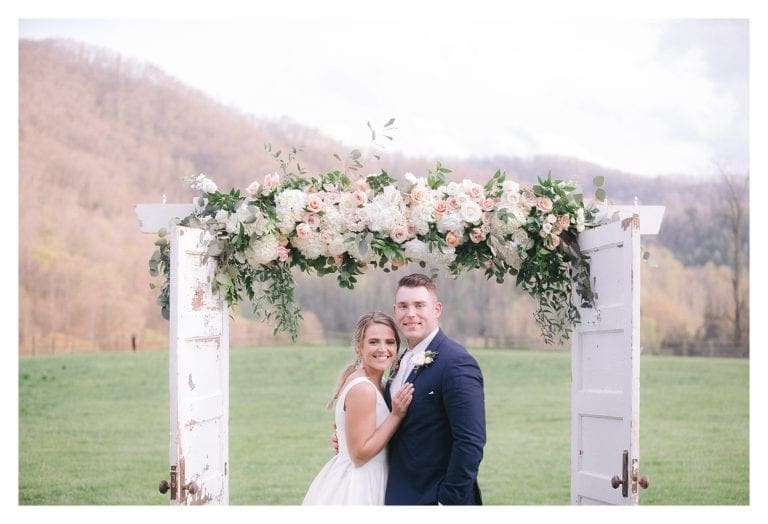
{"left": 632, "top": 468, "right": 650, "bottom": 490}
{"left": 159, "top": 465, "right": 177, "bottom": 500}
{"left": 610, "top": 450, "right": 629, "bottom": 497}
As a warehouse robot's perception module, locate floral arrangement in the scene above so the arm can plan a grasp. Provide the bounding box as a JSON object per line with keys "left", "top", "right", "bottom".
{"left": 411, "top": 350, "right": 438, "bottom": 369}
{"left": 149, "top": 162, "right": 602, "bottom": 344}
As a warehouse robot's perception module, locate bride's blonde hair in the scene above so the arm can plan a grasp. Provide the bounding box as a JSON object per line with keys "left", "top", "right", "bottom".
{"left": 326, "top": 311, "right": 401, "bottom": 410}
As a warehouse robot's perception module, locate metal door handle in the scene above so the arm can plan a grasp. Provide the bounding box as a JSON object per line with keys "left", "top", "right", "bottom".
{"left": 632, "top": 469, "right": 650, "bottom": 490}
{"left": 610, "top": 450, "right": 629, "bottom": 497}
{"left": 159, "top": 465, "right": 177, "bottom": 500}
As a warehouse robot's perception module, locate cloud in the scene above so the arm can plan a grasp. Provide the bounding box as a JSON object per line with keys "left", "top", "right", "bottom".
{"left": 18, "top": 18, "right": 750, "bottom": 176}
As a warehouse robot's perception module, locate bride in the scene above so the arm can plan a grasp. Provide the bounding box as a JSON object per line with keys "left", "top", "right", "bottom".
{"left": 302, "top": 312, "right": 414, "bottom": 505}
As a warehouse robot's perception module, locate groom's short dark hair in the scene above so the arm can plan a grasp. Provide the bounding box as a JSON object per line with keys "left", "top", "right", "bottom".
{"left": 397, "top": 273, "right": 438, "bottom": 296}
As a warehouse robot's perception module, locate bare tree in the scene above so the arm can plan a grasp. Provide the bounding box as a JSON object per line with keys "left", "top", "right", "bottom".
{"left": 721, "top": 169, "right": 749, "bottom": 356}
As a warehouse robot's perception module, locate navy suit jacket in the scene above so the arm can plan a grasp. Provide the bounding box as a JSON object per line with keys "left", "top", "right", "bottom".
{"left": 384, "top": 329, "right": 486, "bottom": 505}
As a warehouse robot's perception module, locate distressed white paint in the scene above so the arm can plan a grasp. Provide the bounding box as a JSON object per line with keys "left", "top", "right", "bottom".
{"left": 168, "top": 225, "right": 229, "bottom": 505}
{"left": 571, "top": 220, "right": 643, "bottom": 505}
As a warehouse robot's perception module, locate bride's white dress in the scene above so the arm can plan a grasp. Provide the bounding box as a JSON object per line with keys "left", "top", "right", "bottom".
{"left": 302, "top": 376, "right": 389, "bottom": 505}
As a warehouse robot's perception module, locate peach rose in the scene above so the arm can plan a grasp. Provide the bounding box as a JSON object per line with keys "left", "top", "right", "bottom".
{"left": 410, "top": 185, "right": 429, "bottom": 204}
{"left": 434, "top": 200, "right": 448, "bottom": 216}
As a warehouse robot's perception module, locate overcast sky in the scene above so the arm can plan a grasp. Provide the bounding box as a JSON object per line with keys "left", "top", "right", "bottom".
{"left": 16, "top": 8, "right": 753, "bottom": 178}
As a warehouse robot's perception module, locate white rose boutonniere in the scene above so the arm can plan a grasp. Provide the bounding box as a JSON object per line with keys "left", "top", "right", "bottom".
{"left": 411, "top": 350, "right": 438, "bottom": 369}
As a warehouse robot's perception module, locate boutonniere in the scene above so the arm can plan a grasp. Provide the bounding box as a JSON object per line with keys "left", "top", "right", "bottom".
{"left": 411, "top": 350, "right": 438, "bottom": 369}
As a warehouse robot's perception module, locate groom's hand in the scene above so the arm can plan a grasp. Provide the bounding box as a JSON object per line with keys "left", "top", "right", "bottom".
{"left": 331, "top": 423, "right": 339, "bottom": 455}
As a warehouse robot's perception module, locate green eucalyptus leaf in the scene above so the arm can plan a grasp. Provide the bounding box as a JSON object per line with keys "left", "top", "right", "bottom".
{"left": 595, "top": 188, "right": 607, "bottom": 201}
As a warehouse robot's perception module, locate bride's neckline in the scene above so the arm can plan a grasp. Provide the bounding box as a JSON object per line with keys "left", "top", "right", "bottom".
{"left": 345, "top": 373, "right": 384, "bottom": 397}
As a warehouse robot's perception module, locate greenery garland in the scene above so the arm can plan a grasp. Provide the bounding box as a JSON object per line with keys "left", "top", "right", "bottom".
{"left": 149, "top": 160, "right": 603, "bottom": 344}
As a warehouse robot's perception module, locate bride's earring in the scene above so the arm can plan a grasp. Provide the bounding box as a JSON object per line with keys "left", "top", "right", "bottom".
{"left": 355, "top": 355, "right": 362, "bottom": 369}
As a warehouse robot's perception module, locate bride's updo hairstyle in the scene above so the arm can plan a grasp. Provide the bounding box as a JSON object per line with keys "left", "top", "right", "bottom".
{"left": 326, "top": 311, "right": 401, "bottom": 410}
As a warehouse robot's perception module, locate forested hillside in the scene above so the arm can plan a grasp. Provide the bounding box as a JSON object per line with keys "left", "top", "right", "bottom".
{"left": 18, "top": 39, "right": 749, "bottom": 356}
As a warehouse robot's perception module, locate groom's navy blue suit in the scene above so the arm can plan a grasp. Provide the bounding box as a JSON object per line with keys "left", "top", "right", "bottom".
{"left": 384, "top": 329, "right": 486, "bottom": 505}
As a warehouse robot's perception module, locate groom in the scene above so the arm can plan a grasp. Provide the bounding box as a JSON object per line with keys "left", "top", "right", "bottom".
{"left": 384, "top": 273, "right": 486, "bottom": 505}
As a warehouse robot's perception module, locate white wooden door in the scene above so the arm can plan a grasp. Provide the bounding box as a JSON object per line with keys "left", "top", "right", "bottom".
{"left": 166, "top": 225, "right": 229, "bottom": 505}
{"left": 571, "top": 218, "right": 648, "bottom": 504}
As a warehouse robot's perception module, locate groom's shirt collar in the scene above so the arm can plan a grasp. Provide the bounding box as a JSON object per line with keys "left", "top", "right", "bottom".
{"left": 408, "top": 327, "right": 440, "bottom": 354}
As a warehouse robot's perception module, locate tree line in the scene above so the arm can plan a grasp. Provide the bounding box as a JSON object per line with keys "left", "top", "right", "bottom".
{"left": 18, "top": 39, "right": 749, "bottom": 357}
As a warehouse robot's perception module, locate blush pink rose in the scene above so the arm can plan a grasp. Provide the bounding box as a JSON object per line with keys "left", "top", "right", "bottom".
{"left": 263, "top": 173, "right": 280, "bottom": 194}
{"left": 536, "top": 196, "right": 553, "bottom": 213}
{"left": 481, "top": 198, "right": 496, "bottom": 212}
{"left": 352, "top": 189, "right": 367, "bottom": 206}
{"left": 305, "top": 213, "right": 320, "bottom": 228}
{"left": 296, "top": 223, "right": 312, "bottom": 239}
{"left": 277, "top": 245, "right": 290, "bottom": 262}
{"left": 306, "top": 194, "right": 323, "bottom": 213}
{"left": 391, "top": 225, "right": 409, "bottom": 244}
{"left": 445, "top": 231, "right": 461, "bottom": 247}
{"left": 469, "top": 227, "right": 486, "bottom": 243}
{"left": 434, "top": 200, "right": 448, "bottom": 216}
{"left": 246, "top": 180, "right": 261, "bottom": 197}
{"left": 521, "top": 190, "right": 537, "bottom": 208}
{"left": 544, "top": 233, "right": 561, "bottom": 250}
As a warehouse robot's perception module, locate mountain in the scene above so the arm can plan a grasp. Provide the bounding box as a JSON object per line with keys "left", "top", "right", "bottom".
{"left": 18, "top": 38, "right": 748, "bottom": 356}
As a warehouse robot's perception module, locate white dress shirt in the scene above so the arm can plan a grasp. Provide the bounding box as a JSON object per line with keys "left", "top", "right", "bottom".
{"left": 391, "top": 327, "right": 439, "bottom": 395}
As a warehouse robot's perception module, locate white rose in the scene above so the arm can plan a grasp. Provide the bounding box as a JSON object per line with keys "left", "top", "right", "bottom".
{"left": 460, "top": 200, "right": 483, "bottom": 224}
{"left": 411, "top": 352, "right": 426, "bottom": 366}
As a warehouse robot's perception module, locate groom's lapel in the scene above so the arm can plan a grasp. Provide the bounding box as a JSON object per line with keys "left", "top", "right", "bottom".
{"left": 408, "top": 329, "right": 444, "bottom": 384}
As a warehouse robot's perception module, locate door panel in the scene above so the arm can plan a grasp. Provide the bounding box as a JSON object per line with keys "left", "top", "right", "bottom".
{"left": 571, "top": 220, "right": 640, "bottom": 505}
{"left": 168, "top": 225, "right": 229, "bottom": 505}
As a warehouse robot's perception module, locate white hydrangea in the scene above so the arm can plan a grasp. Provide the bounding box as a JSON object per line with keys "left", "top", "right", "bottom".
{"left": 292, "top": 231, "right": 324, "bottom": 260}
{"left": 245, "top": 234, "right": 279, "bottom": 267}
{"left": 491, "top": 205, "right": 527, "bottom": 235}
{"left": 191, "top": 173, "right": 218, "bottom": 194}
{"left": 274, "top": 189, "right": 307, "bottom": 233}
{"left": 320, "top": 206, "right": 346, "bottom": 234}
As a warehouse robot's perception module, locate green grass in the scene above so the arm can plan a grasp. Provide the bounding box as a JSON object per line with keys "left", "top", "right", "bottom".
{"left": 18, "top": 347, "right": 748, "bottom": 505}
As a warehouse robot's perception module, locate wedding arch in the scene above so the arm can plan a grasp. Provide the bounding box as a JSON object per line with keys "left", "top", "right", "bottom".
{"left": 136, "top": 162, "right": 663, "bottom": 505}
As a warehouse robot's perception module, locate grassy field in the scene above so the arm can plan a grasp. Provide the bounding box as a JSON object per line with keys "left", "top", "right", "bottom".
{"left": 18, "top": 346, "right": 749, "bottom": 505}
